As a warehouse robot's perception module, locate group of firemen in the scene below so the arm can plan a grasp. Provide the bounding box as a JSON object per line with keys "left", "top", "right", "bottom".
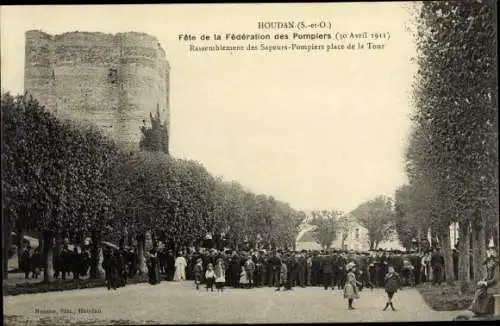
{"left": 20, "top": 240, "right": 449, "bottom": 291}
{"left": 179, "top": 247, "right": 446, "bottom": 290}
{"left": 20, "top": 243, "right": 91, "bottom": 280}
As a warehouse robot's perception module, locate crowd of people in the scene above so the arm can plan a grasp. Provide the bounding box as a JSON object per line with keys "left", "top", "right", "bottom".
{"left": 20, "top": 243, "right": 91, "bottom": 280}
{"left": 18, "top": 241, "right": 498, "bottom": 314}
{"left": 97, "top": 244, "right": 450, "bottom": 309}
{"left": 19, "top": 242, "right": 450, "bottom": 288}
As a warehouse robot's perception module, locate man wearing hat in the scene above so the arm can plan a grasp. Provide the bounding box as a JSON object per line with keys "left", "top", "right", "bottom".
{"left": 430, "top": 246, "right": 444, "bottom": 286}
{"left": 311, "top": 251, "right": 321, "bottom": 286}
{"left": 306, "top": 251, "right": 313, "bottom": 286}
{"left": 21, "top": 244, "right": 32, "bottom": 280}
{"left": 335, "top": 251, "right": 347, "bottom": 290}
{"left": 322, "top": 254, "right": 334, "bottom": 290}
{"left": 297, "top": 251, "right": 307, "bottom": 287}
{"left": 253, "top": 250, "right": 263, "bottom": 287}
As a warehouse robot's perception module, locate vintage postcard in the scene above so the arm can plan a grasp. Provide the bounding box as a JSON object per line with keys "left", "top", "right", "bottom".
{"left": 2, "top": 2, "right": 498, "bottom": 325}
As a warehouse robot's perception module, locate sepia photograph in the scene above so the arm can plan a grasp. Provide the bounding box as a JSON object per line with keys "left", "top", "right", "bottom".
{"left": 1, "top": 1, "right": 498, "bottom": 324}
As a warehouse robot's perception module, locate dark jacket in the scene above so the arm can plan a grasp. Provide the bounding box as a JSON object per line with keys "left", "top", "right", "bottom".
{"left": 322, "top": 256, "right": 334, "bottom": 274}
{"left": 384, "top": 272, "right": 401, "bottom": 293}
{"left": 268, "top": 256, "right": 281, "bottom": 272}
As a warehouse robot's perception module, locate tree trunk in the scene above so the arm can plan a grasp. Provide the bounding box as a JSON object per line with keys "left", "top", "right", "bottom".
{"left": 54, "top": 233, "right": 62, "bottom": 256}
{"left": 137, "top": 234, "right": 147, "bottom": 274}
{"left": 3, "top": 215, "right": 12, "bottom": 280}
{"left": 90, "top": 230, "right": 102, "bottom": 279}
{"left": 16, "top": 226, "right": 24, "bottom": 270}
{"left": 42, "top": 231, "right": 54, "bottom": 283}
{"left": 438, "top": 225, "right": 454, "bottom": 286}
{"left": 471, "top": 211, "right": 487, "bottom": 282}
{"left": 458, "top": 220, "right": 471, "bottom": 293}
{"left": 38, "top": 232, "right": 44, "bottom": 252}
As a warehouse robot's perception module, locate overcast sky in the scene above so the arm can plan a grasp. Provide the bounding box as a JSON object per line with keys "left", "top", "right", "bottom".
{"left": 1, "top": 3, "right": 417, "bottom": 213}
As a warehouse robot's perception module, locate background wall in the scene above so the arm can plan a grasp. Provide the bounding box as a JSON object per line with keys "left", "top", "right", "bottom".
{"left": 24, "top": 30, "right": 170, "bottom": 147}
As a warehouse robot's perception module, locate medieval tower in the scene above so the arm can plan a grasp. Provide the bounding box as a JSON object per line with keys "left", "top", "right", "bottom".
{"left": 24, "top": 30, "right": 170, "bottom": 149}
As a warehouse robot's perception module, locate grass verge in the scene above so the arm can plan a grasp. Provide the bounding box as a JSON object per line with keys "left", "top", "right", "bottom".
{"left": 3, "top": 274, "right": 150, "bottom": 296}
{"left": 417, "top": 282, "right": 474, "bottom": 311}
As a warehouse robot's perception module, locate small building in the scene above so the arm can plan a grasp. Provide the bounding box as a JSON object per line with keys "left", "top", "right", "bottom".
{"left": 296, "top": 214, "right": 404, "bottom": 251}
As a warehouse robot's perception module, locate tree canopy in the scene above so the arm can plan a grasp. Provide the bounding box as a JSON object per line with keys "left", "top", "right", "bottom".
{"left": 349, "top": 196, "right": 395, "bottom": 250}
{"left": 139, "top": 106, "right": 169, "bottom": 154}
{"left": 309, "top": 210, "right": 343, "bottom": 249}
{"left": 403, "top": 0, "right": 497, "bottom": 285}
{"left": 2, "top": 91, "right": 305, "bottom": 278}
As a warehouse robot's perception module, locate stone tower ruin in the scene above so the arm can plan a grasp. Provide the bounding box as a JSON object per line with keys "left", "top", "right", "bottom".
{"left": 24, "top": 30, "right": 170, "bottom": 149}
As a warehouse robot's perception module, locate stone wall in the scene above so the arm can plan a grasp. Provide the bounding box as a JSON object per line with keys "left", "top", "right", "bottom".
{"left": 24, "top": 30, "right": 170, "bottom": 147}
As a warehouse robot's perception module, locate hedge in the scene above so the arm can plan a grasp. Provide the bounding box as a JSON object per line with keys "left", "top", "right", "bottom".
{"left": 3, "top": 274, "right": 150, "bottom": 296}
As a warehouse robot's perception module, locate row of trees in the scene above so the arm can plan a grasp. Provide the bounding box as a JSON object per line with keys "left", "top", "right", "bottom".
{"left": 394, "top": 1, "right": 497, "bottom": 292}
{"left": 307, "top": 195, "right": 396, "bottom": 251}
{"left": 2, "top": 92, "right": 304, "bottom": 281}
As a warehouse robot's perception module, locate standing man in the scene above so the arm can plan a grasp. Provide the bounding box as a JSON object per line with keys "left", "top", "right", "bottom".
{"left": 336, "top": 251, "right": 347, "bottom": 290}
{"left": 311, "top": 251, "right": 321, "bottom": 286}
{"left": 244, "top": 255, "right": 256, "bottom": 288}
{"left": 297, "top": 251, "right": 307, "bottom": 287}
{"left": 60, "top": 244, "right": 71, "bottom": 280}
{"left": 269, "top": 251, "right": 281, "bottom": 288}
{"left": 285, "top": 253, "right": 295, "bottom": 290}
{"left": 306, "top": 252, "right": 313, "bottom": 286}
{"left": 21, "top": 245, "right": 32, "bottom": 280}
{"left": 230, "top": 252, "right": 241, "bottom": 288}
{"left": 374, "top": 251, "right": 384, "bottom": 287}
{"left": 255, "top": 251, "right": 265, "bottom": 287}
{"left": 431, "top": 247, "right": 444, "bottom": 286}
{"left": 322, "top": 254, "right": 334, "bottom": 290}
{"left": 410, "top": 250, "right": 421, "bottom": 286}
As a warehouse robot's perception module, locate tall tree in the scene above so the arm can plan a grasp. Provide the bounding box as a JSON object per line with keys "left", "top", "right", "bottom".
{"left": 337, "top": 214, "right": 353, "bottom": 250}
{"left": 2, "top": 92, "right": 121, "bottom": 281}
{"left": 309, "top": 210, "right": 342, "bottom": 249}
{"left": 139, "top": 106, "right": 169, "bottom": 154}
{"left": 408, "top": 0, "right": 497, "bottom": 286}
{"left": 350, "top": 196, "right": 395, "bottom": 250}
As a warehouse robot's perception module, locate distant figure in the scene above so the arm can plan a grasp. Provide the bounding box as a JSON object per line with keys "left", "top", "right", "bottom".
{"left": 383, "top": 266, "right": 402, "bottom": 311}
{"left": 31, "top": 247, "right": 42, "bottom": 279}
{"left": 239, "top": 266, "right": 249, "bottom": 288}
{"left": 146, "top": 248, "right": 160, "bottom": 285}
{"left": 193, "top": 258, "right": 203, "bottom": 290}
{"left": 21, "top": 245, "right": 32, "bottom": 279}
{"left": 469, "top": 254, "right": 498, "bottom": 316}
{"left": 166, "top": 250, "right": 176, "bottom": 281}
{"left": 420, "top": 251, "right": 431, "bottom": 283}
{"left": 102, "top": 248, "right": 118, "bottom": 290}
{"left": 401, "top": 257, "right": 414, "bottom": 286}
{"left": 306, "top": 254, "right": 313, "bottom": 286}
{"left": 214, "top": 258, "right": 226, "bottom": 292}
{"left": 174, "top": 251, "right": 187, "bottom": 281}
{"left": 430, "top": 247, "right": 444, "bottom": 285}
{"left": 344, "top": 263, "right": 361, "bottom": 310}
{"left": 275, "top": 259, "right": 288, "bottom": 291}
{"left": 322, "top": 254, "right": 334, "bottom": 290}
{"left": 71, "top": 247, "right": 80, "bottom": 280}
{"left": 244, "top": 256, "right": 255, "bottom": 288}
{"left": 205, "top": 263, "right": 216, "bottom": 292}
